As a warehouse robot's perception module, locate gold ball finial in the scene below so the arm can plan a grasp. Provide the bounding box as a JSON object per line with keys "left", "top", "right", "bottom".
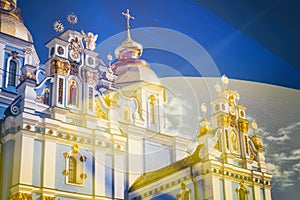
{"left": 222, "top": 75, "right": 229, "bottom": 88}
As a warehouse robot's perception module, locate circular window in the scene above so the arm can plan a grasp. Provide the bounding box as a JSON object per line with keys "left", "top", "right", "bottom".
{"left": 240, "top": 110, "right": 245, "bottom": 117}
{"left": 222, "top": 104, "right": 226, "bottom": 110}
{"left": 215, "top": 104, "right": 219, "bottom": 111}
{"left": 57, "top": 46, "right": 64, "bottom": 55}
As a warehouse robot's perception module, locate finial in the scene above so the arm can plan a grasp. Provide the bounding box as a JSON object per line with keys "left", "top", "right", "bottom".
{"left": 122, "top": 9, "right": 135, "bottom": 29}
{"left": 252, "top": 120, "right": 257, "bottom": 135}
{"left": 214, "top": 82, "right": 222, "bottom": 93}
{"left": 201, "top": 103, "right": 207, "bottom": 119}
{"left": 222, "top": 74, "right": 229, "bottom": 89}
{"left": 53, "top": 20, "right": 64, "bottom": 32}
{"left": 67, "top": 12, "right": 78, "bottom": 29}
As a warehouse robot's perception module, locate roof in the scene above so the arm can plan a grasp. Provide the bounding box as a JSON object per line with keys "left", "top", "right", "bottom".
{"left": 129, "top": 145, "right": 202, "bottom": 192}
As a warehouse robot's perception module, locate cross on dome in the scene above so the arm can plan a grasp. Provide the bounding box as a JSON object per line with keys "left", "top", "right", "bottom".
{"left": 122, "top": 9, "right": 134, "bottom": 29}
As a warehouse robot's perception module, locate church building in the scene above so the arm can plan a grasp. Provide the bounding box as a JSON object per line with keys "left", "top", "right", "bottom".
{"left": 0, "top": 1, "right": 272, "bottom": 200}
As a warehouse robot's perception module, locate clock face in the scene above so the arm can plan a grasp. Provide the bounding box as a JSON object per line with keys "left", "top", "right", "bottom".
{"left": 57, "top": 46, "right": 64, "bottom": 55}
{"left": 229, "top": 107, "right": 235, "bottom": 115}
{"left": 70, "top": 50, "right": 80, "bottom": 61}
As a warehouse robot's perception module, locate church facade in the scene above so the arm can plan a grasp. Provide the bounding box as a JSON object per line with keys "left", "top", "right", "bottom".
{"left": 128, "top": 78, "right": 272, "bottom": 200}
{"left": 0, "top": 1, "right": 272, "bottom": 200}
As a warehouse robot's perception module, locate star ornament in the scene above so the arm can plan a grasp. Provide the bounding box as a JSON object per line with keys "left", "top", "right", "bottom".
{"left": 67, "top": 12, "right": 78, "bottom": 25}
{"left": 53, "top": 20, "right": 64, "bottom": 32}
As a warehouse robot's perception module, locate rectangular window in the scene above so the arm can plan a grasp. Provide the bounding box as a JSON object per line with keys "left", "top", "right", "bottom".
{"left": 88, "top": 87, "right": 93, "bottom": 111}
{"left": 150, "top": 102, "right": 155, "bottom": 124}
{"left": 58, "top": 78, "right": 63, "bottom": 104}
{"left": 8, "top": 60, "right": 17, "bottom": 86}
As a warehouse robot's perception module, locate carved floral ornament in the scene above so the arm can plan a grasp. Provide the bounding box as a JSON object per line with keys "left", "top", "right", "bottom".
{"left": 9, "top": 193, "right": 33, "bottom": 200}
{"left": 50, "top": 59, "right": 70, "bottom": 76}
{"left": 68, "top": 37, "right": 82, "bottom": 52}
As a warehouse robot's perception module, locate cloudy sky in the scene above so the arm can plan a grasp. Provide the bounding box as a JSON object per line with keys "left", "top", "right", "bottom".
{"left": 162, "top": 77, "right": 300, "bottom": 200}
{"left": 17, "top": 0, "right": 300, "bottom": 199}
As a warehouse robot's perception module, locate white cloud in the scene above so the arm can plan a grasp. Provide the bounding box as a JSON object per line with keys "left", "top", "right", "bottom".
{"left": 265, "top": 134, "right": 290, "bottom": 142}
{"left": 271, "top": 149, "right": 300, "bottom": 162}
{"left": 264, "top": 122, "right": 300, "bottom": 143}
{"left": 293, "top": 162, "right": 300, "bottom": 172}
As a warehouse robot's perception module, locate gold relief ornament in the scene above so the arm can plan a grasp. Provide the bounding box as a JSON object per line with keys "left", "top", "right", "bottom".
{"left": 19, "top": 71, "right": 36, "bottom": 82}
{"left": 62, "top": 169, "right": 68, "bottom": 176}
{"left": 63, "top": 152, "right": 68, "bottom": 158}
{"left": 9, "top": 193, "right": 33, "bottom": 200}
{"left": 217, "top": 114, "right": 230, "bottom": 127}
{"left": 148, "top": 94, "right": 156, "bottom": 105}
{"left": 40, "top": 196, "right": 56, "bottom": 200}
{"left": 95, "top": 99, "right": 107, "bottom": 119}
{"left": 50, "top": 59, "right": 70, "bottom": 76}
{"left": 251, "top": 135, "right": 264, "bottom": 152}
{"left": 81, "top": 30, "right": 98, "bottom": 51}
{"left": 68, "top": 37, "right": 82, "bottom": 52}
{"left": 80, "top": 173, "right": 88, "bottom": 180}
{"left": 72, "top": 144, "right": 79, "bottom": 153}
{"left": 238, "top": 118, "right": 249, "bottom": 133}
{"left": 235, "top": 181, "right": 249, "bottom": 199}
{"left": 228, "top": 95, "right": 235, "bottom": 106}
{"left": 176, "top": 183, "right": 191, "bottom": 200}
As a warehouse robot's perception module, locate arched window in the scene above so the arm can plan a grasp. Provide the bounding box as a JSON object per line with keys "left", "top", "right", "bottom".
{"left": 8, "top": 60, "right": 17, "bottom": 86}
{"left": 68, "top": 79, "right": 79, "bottom": 108}
{"left": 68, "top": 156, "right": 77, "bottom": 183}
{"left": 230, "top": 129, "right": 239, "bottom": 153}
{"left": 63, "top": 144, "right": 87, "bottom": 186}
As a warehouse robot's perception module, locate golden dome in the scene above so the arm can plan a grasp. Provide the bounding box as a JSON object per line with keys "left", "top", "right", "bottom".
{"left": 0, "top": 0, "right": 33, "bottom": 42}
{"left": 115, "top": 29, "right": 143, "bottom": 60}
{"left": 112, "top": 9, "right": 160, "bottom": 85}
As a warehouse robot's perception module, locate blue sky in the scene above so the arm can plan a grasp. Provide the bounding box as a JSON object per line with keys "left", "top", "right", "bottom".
{"left": 18, "top": 0, "right": 300, "bottom": 89}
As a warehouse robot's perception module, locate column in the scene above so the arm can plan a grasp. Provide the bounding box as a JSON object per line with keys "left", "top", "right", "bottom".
{"left": 94, "top": 150, "right": 105, "bottom": 196}
{"left": 42, "top": 140, "right": 56, "bottom": 189}
{"left": 223, "top": 179, "right": 233, "bottom": 200}
{"left": 114, "top": 152, "right": 125, "bottom": 199}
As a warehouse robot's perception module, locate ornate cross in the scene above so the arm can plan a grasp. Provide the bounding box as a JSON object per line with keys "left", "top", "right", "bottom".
{"left": 10, "top": 51, "right": 19, "bottom": 59}
{"left": 122, "top": 9, "right": 134, "bottom": 29}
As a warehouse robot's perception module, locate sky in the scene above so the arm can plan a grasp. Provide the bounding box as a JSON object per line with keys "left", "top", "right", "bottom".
{"left": 15, "top": 0, "right": 300, "bottom": 199}
{"left": 18, "top": 0, "right": 300, "bottom": 89}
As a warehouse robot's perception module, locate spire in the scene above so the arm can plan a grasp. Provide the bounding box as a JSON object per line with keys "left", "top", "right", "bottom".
{"left": 114, "top": 9, "right": 143, "bottom": 60}
{"left": 121, "top": 9, "right": 134, "bottom": 40}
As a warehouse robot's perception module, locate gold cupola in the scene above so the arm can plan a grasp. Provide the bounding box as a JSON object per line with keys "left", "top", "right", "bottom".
{"left": 0, "top": 0, "right": 33, "bottom": 42}
{"left": 111, "top": 9, "right": 160, "bottom": 85}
